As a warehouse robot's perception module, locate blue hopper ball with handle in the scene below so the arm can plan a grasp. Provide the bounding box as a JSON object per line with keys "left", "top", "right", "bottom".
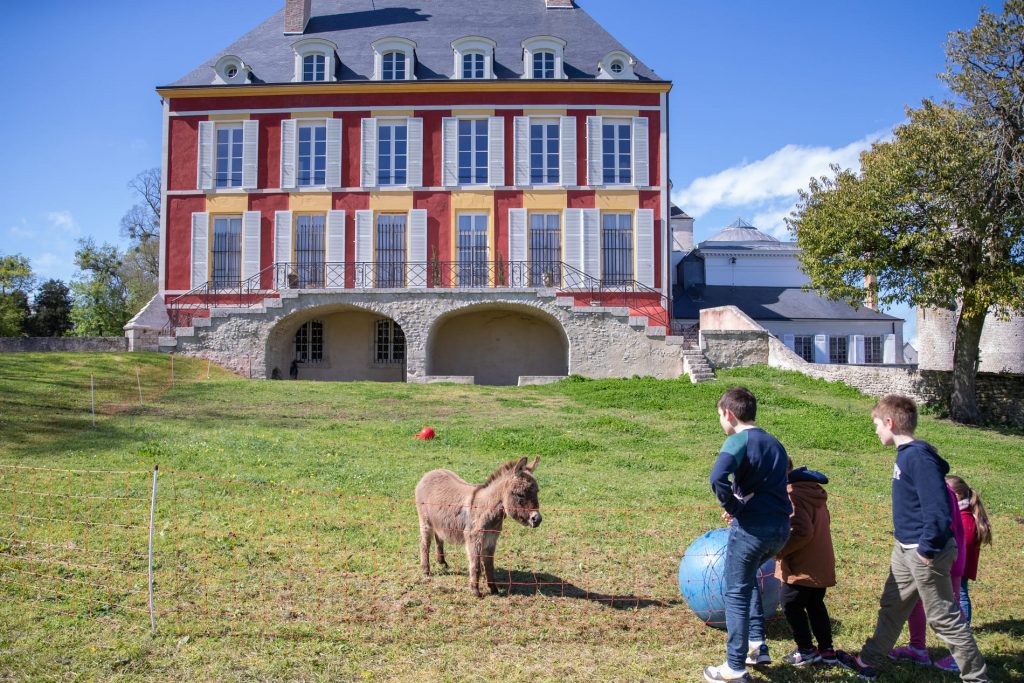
{"left": 678, "top": 527, "right": 782, "bottom": 629}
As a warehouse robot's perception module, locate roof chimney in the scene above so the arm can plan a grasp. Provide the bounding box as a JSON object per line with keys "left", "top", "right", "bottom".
{"left": 284, "top": 0, "right": 312, "bottom": 35}
{"left": 545, "top": 0, "right": 575, "bottom": 8}
{"left": 864, "top": 274, "right": 878, "bottom": 310}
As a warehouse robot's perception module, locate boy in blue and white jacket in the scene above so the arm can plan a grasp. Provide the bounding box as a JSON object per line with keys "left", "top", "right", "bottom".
{"left": 703, "top": 387, "right": 792, "bottom": 683}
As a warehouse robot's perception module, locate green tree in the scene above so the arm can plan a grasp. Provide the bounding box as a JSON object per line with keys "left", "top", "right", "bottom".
{"left": 0, "top": 254, "right": 35, "bottom": 337}
{"left": 28, "top": 279, "right": 73, "bottom": 337}
{"left": 119, "top": 168, "right": 160, "bottom": 311}
{"left": 70, "top": 239, "right": 132, "bottom": 336}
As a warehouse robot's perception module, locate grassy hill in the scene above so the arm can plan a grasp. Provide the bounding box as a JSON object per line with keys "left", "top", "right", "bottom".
{"left": 1, "top": 353, "right": 1021, "bottom": 681}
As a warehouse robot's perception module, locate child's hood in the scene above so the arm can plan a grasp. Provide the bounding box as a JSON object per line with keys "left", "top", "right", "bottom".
{"left": 788, "top": 466, "right": 828, "bottom": 485}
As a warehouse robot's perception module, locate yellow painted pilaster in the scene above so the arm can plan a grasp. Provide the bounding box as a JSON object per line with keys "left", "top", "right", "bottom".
{"left": 449, "top": 191, "right": 495, "bottom": 276}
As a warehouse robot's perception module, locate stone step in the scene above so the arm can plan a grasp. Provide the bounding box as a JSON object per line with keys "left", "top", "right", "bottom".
{"left": 645, "top": 326, "right": 666, "bottom": 338}
{"left": 158, "top": 336, "right": 178, "bottom": 348}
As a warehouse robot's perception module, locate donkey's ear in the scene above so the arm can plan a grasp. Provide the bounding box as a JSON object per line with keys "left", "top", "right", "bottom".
{"left": 514, "top": 456, "right": 529, "bottom": 472}
{"left": 527, "top": 456, "right": 540, "bottom": 472}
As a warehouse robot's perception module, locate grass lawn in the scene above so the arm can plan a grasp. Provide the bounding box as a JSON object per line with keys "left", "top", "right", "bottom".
{"left": 1, "top": 352, "right": 1022, "bottom": 682}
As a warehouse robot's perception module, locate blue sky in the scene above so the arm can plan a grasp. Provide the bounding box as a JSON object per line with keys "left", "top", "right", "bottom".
{"left": 0, "top": 0, "right": 996, "bottom": 341}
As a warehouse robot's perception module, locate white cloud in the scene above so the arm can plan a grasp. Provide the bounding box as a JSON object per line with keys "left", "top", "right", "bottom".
{"left": 7, "top": 218, "right": 32, "bottom": 239}
{"left": 47, "top": 210, "right": 80, "bottom": 235}
{"left": 750, "top": 204, "right": 797, "bottom": 240}
{"left": 673, "top": 130, "right": 890, "bottom": 220}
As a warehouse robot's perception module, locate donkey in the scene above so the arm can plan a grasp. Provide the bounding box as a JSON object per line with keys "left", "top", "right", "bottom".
{"left": 415, "top": 456, "right": 541, "bottom": 597}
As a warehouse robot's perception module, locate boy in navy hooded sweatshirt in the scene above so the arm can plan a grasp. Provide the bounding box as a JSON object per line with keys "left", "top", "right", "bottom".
{"left": 837, "top": 395, "right": 988, "bottom": 682}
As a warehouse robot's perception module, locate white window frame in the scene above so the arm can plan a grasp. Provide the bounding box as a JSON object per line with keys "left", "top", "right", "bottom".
{"left": 374, "top": 319, "right": 406, "bottom": 365}
{"left": 212, "top": 55, "right": 250, "bottom": 85}
{"left": 291, "top": 38, "right": 337, "bottom": 83}
{"left": 829, "top": 336, "right": 849, "bottom": 364}
{"left": 601, "top": 118, "right": 632, "bottom": 185}
{"left": 215, "top": 124, "right": 245, "bottom": 189}
{"left": 529, "top": 118, "right": 560, "bottom": 185}
{"left": 794, "top": 335, "right": 815, "bottom": 363}
{"left": 297, "top": 121, "right": 328, "bottom": 187}
{"left": 294, "top": 319, "right": 324, "bottom": 364}
{"left": 865, "top": 335, "right": 884, "bottom": 364}
{"left": 521, "top": 36, "right": 567, "bottom": 80}
{"left": 458, "top": 118, "right": 489, "bottom": 185}
{"left": 597, "top": 50, "right": 638, "bottom": 80}
{"left": 451, "top": 36, "right": 496, "bottom": 80}
{"left": 372, "top": 37, "right": 417, "bottom": 81}
{"left": 377, "top": 119, "right": 409, "bottom": 186}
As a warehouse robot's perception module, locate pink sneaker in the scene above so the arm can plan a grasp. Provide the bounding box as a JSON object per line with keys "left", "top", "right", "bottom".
{"left": 889, "top": 645, "right": 932, "bottom": 666}
{"left": 934, "top": 655, "right": 960, "bottom": 673}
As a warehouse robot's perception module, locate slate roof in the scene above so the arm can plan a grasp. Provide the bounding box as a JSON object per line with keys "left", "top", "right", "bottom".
{"left": 672, "top": 285, "right": 902, "bottom": 322}
{"left": 167, "top": 0, "right": 663, "bottom": 87}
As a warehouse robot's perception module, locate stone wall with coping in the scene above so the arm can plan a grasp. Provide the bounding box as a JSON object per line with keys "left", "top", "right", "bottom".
{"left": 700, "top": 330, "right": 768, "bottom": 369}
{"left": 0, "top": 337, "right": 128, "bottom": 353}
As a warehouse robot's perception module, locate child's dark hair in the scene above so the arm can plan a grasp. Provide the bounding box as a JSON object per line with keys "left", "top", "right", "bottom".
{"left": 947, "top": 475, "right": 992, "bottom": 546}
{"left": 871, "top": 394, "right": 917, "bottom": 435}
{"left": 717, "top": 387, "right": 757, "bottom": 423}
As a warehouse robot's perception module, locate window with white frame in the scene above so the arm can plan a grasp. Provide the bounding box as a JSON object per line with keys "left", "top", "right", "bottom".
{"left": 294, "top": 214, "right": 325, "bottom": 288}
{"left": 829, "top": 336, "right": 848, "bottom": 364}
{"left": 372, "top": 38, "right": 416, "bottom": 81}
{"left": 211, "top": 215, "right": 242, "bottom": 288}
{"left": 378, "top": 120, "right": 408, "bottom": 186}
{"left": 463, "top": 52, "right": 485, "bottom": 79}
{"left": 457, "top": 213, "right": 489, "bottom": 287}
{"left": 382, "top": 51, "right": 406, "bottom": 80}
{"left": 375, "top": 319, "right": 405, "bottom": 364}
{"left": 529, "top": 213, "right": 561, "bottom": 286}
{"left": 602, "top": 120, "right": 632, "bottom": 184}
{"left": 216, "top": 125, "right": 244, "bottom": 188}
{"left": 597, "top": 50, "right": 638, "bottom": 80}
{"left": 530, "top": 119, "right": 560, "bottom": 184}
{"left": 291, "top": 38, "right": 336, "bottom": 83}
{"left": 452, "top": 37, "right": 495, "bottom": 80}
{"left": 294, "top": 320, "right": 324, "bottom": 363}
{"left": 601, "top": 213, "right": 633, "bottom": 286}
{"left": 533, "top": 51, "right": 556, "bottom": 79}
{"left": 213, "top": 55, "right": 250, "bottom": 85}
{"left": 297, "top": 122, "right": 327, "bottom": 186}
{"left": 458, "top": 119, "right": 489, "bottom": 184}
{"left": 522, "top": 36, "right": 565, "bottom": 80}
{"left": 794, "top": 335, "right": 815, "bottom": 363}
{"left": 865, "top": 336, "right": 883, "bottom": 364}
{"left": 303, "top": 54, "right": 326, "bottom": 82}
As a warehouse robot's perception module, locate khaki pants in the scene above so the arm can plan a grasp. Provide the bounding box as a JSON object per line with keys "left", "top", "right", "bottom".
{"left": 861, "top": 540, "right": 988, "bottom": 682}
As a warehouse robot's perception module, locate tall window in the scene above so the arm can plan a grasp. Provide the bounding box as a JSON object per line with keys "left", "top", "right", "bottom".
{"left": 215, "top": 125, "right": 243, "bottom": 188}
{"left": 829, "top": 336, "right": 849, "bottom": 364}
{"left": 294, "top": 320, "right": 324, "bottom": 363}
{"left": 601, "top": 213, "right": 633, "bottom": 286}
{"left": 529, "top": 213, "right": 561, "bottom": 286}
{"left": 602, "top": 120, "right": 632, "bottom": 184}
{"left": 297, "top": 123, "right": 327, "bottom": 186}
{"left": 462, "top": 52, "right": 485, "bottom": 79}
{"left": 865, "top": 336, "right": 883, "bottom": 364}
{"left": 794, "top": 335, "right": 814, "bottom": 363}
{"left": 533, "top": 51, "right": 555, "bottom": 79}
{"left": 302, "top": 53, "right": 326, "bottom": 82}
{"left": 530, "top": 120, "right": 560, "bottom": 184}
{"left": 382, "top": 51, "right": 406, "bottom": 80}
{"left": 378, "top": 121, "right": 408, "bottom": 186}
{"left": 295, "top": 215, "right": 325, "bottom": 288}
{"left": 376, "top": 214, "right": 407, "bottom": 288}
{"left": 211, "top": 216, "right": 242, "bottom": 288}
{"left": 458, "top": 119, "right": 488, "bottom": 185}
{"left": 457, "top": 213, "right": 489, "bottom": 287}
{"left": 375, "top": 319, "right": 405, "bottom": 364}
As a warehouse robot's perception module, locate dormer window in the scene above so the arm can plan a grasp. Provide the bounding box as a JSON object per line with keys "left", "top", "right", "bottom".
{"left": 212, "top": 55, "right": 250, "bottom": 85}
{"left": 451, "top": 37, "right": 496, "bottom": 80}
{"left": 291, "top": 38, "right": 337, "bottom": 83}
{"left": 521, "top": 36, "right": 566, "bottom": 80}
{"left": 597, "top": 50, "right": 638, "bottom": 80}
{"left": 372, "top": 38, "right": 417, "bottom": 81}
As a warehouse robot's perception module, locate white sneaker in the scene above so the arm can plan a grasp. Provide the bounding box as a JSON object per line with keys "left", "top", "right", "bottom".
{"left": 703, "top": 663, "right": 750, "bottom": 682}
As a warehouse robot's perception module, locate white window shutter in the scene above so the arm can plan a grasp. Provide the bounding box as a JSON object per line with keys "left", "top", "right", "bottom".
{"left": 582, "top": 208, "right": 601, "bottom": 281}
{"left": 783, "top": 334, "right": 795, "bottom": 351}
{"left": 635, "top": 209, "right": 655, "bottom": 288}
{"left": 280, "top": 119, "right": 297, "bottom": 190}
{"left": 562, "top": 208, "right": 583, "bottom": 285}
{"left": 883, "top": 333, "right": 897, "bottom": 364}
{"left": 190, "top": 212, "right": 209, "bottom": 288}
{"left": 274, "top": 211, "right": 293, "bottom": 288}
{"left": 849, "top": 335, "right": 865, "bottom": 364}
{"left": 514, "top": 116, "right": 530, "bottom": 186}
{"left": 586, "top": 116, "right": 603, "bottom": 186}
{"left": 407, "top": 117, "right": 423, "bottom": 187}
{"left": 632, "top": 116, "right": 650, "bottom": 187}
{"left": 326, "top": 210, "right": 346, "bottom": 288}
{"left": 242, "top": 120, "right": 259, "bottom": 190}
{"left": 326, "top": 118, "right": 343, "bottom": 189}
{"left": 814, "top": 334, "right": 829, "bottom": 364}
{"left": 508, "top": 208, "right": 527, "bottom": 287}
{"left": 560, "top": 116, "right": 577, "bottom": 187}
{"left": 241, "top": 211, "right": 261, "bottom": 281}
{"left": 408, "top": 209, "right": 427, "bottom": 288}
{"left": 442, "top": 117, "right": 458, "bottom": 186}
{"left": 488, "top": 116, "right": 505, "bottom": 187}
{"left": 355, "top": 210, "right": 373, "bottom": 288}
{"left": 197, "top": 122, "right": 214, "bottom": 190}
{"left": 361, "top": 118, "right": 378, "bottom": 188}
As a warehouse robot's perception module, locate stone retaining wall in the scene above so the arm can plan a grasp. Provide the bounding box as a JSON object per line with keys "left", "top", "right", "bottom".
{"left": 0, "top": 337, "right": 128, "bottom": 353}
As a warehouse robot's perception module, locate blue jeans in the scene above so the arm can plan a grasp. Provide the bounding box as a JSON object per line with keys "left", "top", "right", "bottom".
{"left": 960, "top": 578, "right": 972, "bottom": 625}
{"left": 724, "top": 520, "right": 791, "bottom": 670}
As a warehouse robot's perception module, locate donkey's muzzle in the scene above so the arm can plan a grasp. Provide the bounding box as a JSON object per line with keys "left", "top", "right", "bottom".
{"left": 528, "top": 512, "right": 542, "bottom": 528}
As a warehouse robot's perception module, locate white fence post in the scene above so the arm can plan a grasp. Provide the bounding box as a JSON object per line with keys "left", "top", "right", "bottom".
{"left": 90, "top": 374, "right": 96, "bottom": 428}
{"left": 136, "top": 368, "right": 143, "bottom": 406}
{"left": 148, "top": 464, "right": 159, "bottom": 633}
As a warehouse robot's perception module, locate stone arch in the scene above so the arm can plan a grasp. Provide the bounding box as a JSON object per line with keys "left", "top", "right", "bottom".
{"left": 426, "top": 302, "right": 569, "bottom": 385}
{"left": 265, "top": 302, "right": 409, "bottom": 382}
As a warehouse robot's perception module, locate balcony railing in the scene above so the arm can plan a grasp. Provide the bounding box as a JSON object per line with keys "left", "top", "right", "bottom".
{"left": 163, "top": 261, "right": 668, "bottom": 334}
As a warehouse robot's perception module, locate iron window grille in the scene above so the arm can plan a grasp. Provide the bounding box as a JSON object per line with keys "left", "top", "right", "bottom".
{"left": 376, "top": 214, "right": 407, "bottom": 288}
{"left": 302, "top": 53, "right": 326, "bottom": 82}
{"left": 295, "top": 214, "right": 326, "bottom": 288}
{"left": 215, "top": 125, "right": 243, "bottom": 188}
{"left": 294, "top": 319, "right": 324, "bottom": 363}
{"left": 378, "top": 122, "right": 408, "bottom": 186}
{"left": 533, "top": 51, "right": 555, "bottom": 79}
{"left": 297, "top": 123, "right": 327, "bottom": 186}
{"left": 601, "top": 213, "right": 633, "bottom": 286}
{"left": 463, "top": 52, "right": 485, "bottom": 79}
{"left": 530, "top": 120, "right": 560, "bottom": 184}
{"left": 865, "top": 336, "right": 883, "bottom": 364}
{"left": 375, "top": 319, "right": 405, "bottom": 364}
{"left": 211, "top": 216, "right": 242, "bottom": 289}
{"left": 458, "top": 119, "right": 489, "bottom": 185}
{"left": 829, "top": 336, "right": 849, "bottom": 364}
{"left": 794, "top": 335, "right": 815, "bottom": 363}
{"left": 529, "top": 213, "right": 561, "bottom": 286}
{"left": 602, "top": 120, "right": 632, "bottom": 184}
{"left": 382, "top": 51, "right": 406, "bottom": 80}
{"left": 457, "top": 213, "right": 489, "bottom": 287}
